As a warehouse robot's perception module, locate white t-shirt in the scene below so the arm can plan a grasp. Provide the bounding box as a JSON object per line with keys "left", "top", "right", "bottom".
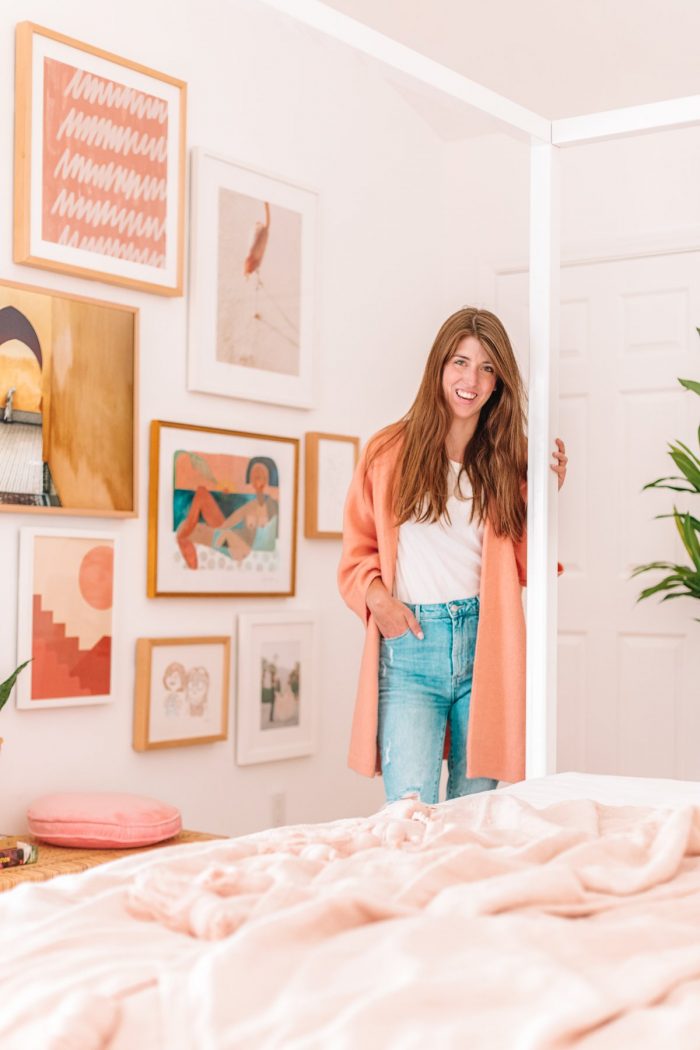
{"left": 393, "top": 460, "right": 484, "bottom": 604}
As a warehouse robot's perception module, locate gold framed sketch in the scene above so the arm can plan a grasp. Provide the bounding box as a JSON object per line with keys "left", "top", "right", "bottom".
{"left": 14, "top": 22, "right": 186, "bottom": 296}
{"left": 147, "top": 420, "right": 299, "bottom": 598}
{"left": 304, "top": 432, "right": 359, "bottom": 539}
{"left": 133, "top": 636, "right": 230, "bottom": 750}
{"left": 0, "top": 277, "right": 138, "bottom": 516}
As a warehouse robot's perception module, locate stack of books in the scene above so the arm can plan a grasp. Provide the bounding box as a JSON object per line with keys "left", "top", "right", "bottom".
{"left": 0, "top": 836, "right": 38, "bottom": 869}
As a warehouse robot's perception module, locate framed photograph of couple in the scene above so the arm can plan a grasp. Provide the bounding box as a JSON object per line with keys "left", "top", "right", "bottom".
{"left": 147, "top": 420, "right": 299, "bottom": 597}
{"left": 236, "top": 611, "right": 318, "bottom": 765}
{"left": 187, "top": 148, "right": 319, "bottom": 408}
{"left": 133, "top": 636, "right": 230, "bottom": 750}
{"left": 14, "top": 22, "right": 186, "bottom": 296}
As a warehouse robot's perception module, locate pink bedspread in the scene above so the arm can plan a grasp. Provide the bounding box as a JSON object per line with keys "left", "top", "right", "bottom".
{"left": 5, "top": 793, "right": 700, "bottom": 1048}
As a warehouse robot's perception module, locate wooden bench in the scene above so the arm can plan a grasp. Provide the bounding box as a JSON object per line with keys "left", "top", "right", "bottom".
{"left": 0, "top": 829, "right": 224, "bottom": 892}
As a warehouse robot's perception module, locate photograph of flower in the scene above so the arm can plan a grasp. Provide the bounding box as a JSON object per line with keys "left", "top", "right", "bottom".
{"left": 188, "top": 149, "right": 318, "bottom": 407}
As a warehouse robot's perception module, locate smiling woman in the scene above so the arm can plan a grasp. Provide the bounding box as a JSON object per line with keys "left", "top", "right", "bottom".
{"left": 338, "top": 307, "right": 567, "bottom": 804}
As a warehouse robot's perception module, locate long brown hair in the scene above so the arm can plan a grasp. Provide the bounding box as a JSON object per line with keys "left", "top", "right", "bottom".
{"left": 368, "top": 307, "right": 527, "bottom": 540}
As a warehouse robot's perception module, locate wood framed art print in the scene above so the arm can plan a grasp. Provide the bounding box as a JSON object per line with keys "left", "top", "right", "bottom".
{"left": 304, "top": 432, "right": 359, "bottom": 539}
{"left": 14, "top": 22, "right": 186, "bottom": 295}
{"left": 148, "top": 420, "right": 299, "bottom": 598}
{"left": 133, "top": 636, "right": 230, "bottom": 750}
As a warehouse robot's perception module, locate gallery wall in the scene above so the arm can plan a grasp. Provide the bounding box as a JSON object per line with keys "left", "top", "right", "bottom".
{"left": 0, "top": 0, "right": 457, "bottom": 834}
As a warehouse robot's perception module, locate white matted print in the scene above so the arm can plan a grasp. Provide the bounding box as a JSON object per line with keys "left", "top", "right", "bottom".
{"left": 237, "top": 612, "right": 317, "bottom": 764}
{"left": 304, "top": 432, "right": 359, "bottom": 539}
{"left": 16, "top": 526, "right": 118, "bottom": 708}
{"left": 133, "top": 637, "right": 230, "bottom": 749}
{"left": 188, "top": 148, "right": 318, "bottom": 408}
{"left": 14, "top": 23, "right": 186, "bottom": 295}
{"left": 148, "top": 421, "right": 299, "bottom": 598}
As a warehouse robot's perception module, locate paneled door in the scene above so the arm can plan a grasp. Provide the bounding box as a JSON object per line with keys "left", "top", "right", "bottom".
{"left": 494, "top": 251, "right": 700, "bottom": 779}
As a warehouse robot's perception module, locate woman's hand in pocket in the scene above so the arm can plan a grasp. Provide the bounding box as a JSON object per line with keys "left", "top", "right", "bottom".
{"left": 366, "top": 579, "right": 424, "bottom": 640}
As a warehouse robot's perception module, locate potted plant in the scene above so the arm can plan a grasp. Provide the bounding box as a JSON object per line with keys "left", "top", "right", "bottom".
{"left": 0, "top": 660, "right": 31, "bottom": 749}
{"left": 632, "top": 336, "right": 700, "bottom": 615}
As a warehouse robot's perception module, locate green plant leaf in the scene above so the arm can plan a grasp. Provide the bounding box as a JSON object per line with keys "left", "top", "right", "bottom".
{"left": 0, "top": 659, "right": 32, "bottom": 713}
{"left": 679, "top": 377, "right": 700, "bottom": 396}
{"left": 642, "top": 477, "right": 695, "bottom": 493}
{"left": 669, "top": 449, "right": 700, "bottom": 492}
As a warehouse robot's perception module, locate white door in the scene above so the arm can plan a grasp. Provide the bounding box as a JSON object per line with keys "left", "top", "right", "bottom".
{"left": 493, "top": 250, "right": 700, "bottom": 779}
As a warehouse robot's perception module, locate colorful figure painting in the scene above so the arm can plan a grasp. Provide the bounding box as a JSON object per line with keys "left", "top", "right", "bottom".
{"left": 16, "top": 528, "right": 117, "bottom": 708}
{"left": 148, "top": 422, "right": 298, "bottom": 598}
{"left": 173, "top": 450, "right": 280, "bottom": 569}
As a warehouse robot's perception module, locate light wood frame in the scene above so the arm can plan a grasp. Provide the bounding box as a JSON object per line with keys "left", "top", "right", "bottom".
{"left": 14, "top": 21, "right": 187, "bottom": 296}
{"left": 133, "top": 636, "right": 230, "bottom": 750}
{"left": 0, "top": 276, "right": 139, "bottom": 518}
{"left": 259, "top": 0, "right": 700, "bottom": 778}
{"left": 304, "top": 431, "right": 358, "bottom": 539}
{"left": 147, "top": 420, "right": 299, "bottom": 598}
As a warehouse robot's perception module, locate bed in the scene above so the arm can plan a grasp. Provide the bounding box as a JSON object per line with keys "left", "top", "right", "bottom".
{"left": 4, "top": 771, "right": 700, "bottom": 1049}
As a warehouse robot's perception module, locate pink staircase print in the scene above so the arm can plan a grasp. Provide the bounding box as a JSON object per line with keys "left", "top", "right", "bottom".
{"left": 31, "top": 595, "right": 111, "bottom": 700}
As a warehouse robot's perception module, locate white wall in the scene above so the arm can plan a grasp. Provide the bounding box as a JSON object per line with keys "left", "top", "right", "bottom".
{"left": 0, "top": 0, "right": 453, "bottom": 834}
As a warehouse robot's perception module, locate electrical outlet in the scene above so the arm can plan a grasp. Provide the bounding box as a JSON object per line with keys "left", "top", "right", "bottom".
{"left": 270, "top": 792, "right": 286, "bottom": 827}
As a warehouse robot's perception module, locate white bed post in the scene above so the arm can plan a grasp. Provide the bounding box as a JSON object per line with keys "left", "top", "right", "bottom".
{"left": 526, "top": 140, "right": 560, "bottom": 778}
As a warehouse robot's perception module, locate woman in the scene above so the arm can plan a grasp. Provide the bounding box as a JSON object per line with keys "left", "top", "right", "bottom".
{"left": 338, "top": 307, "right": 566, "bottom": 803}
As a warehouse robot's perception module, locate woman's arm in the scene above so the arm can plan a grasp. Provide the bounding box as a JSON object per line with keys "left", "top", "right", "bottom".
{"left": 337, "top": 446, "right": 383, "bottom": 624}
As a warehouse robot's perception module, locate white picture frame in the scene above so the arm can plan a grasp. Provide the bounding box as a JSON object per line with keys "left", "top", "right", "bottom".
{"left": 236, "top": 611, "right": 318, "bottom": 764}
{"left": 188, "top": 147, "right": 319, "bottom": 408}
{"left": 16, "top": 526, "right": 119, "bottom": 708}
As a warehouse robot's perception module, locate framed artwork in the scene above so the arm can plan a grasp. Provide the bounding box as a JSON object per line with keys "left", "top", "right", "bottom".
{"left": 16, "top": 527, "right": 118, "bottom": 709}
{"left": 133, "top": 636, "right": 230, "bottom": 750}
{"left": 0, "top": 277, "right": 138, "bottom": 516}
{"left": 188, "top": 148, "right": 319, "bottom": 408}
{"left": 148, "top": 420, "right": 299, "bottom": 598}
{"left": 236, "top": 612, "right": 317, "bottom": 765}
{"left": 14, "top": 22, "right": 186, "bottom": 296}
{"left": 304, "top": 432, "right": 359, "bottom": 539}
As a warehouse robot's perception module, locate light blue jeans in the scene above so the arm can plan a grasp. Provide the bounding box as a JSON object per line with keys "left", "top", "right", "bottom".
{"left": 377, "top": 597, "right": 497, "bottom": 804}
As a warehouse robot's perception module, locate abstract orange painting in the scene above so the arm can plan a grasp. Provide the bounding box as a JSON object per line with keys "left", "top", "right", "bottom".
{"left": 14, "top": 23, "right": 186, "bottom": 296}
{"left": 16, "top": 528, "right": 117, "bottom": 708}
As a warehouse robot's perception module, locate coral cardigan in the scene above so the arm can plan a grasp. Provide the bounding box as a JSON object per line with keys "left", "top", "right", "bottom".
{"left": 338, "top": 436, "right": 529, "bottom": 784}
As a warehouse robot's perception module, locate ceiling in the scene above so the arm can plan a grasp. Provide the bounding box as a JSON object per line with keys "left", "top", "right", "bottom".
{"left": 322, "top": 0, "right": 700, "bottom": 121}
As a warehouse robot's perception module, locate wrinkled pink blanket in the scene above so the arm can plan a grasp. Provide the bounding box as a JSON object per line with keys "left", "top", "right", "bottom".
{"left": 6, "top": 793, "right": 700, "bottom": 1049}
{"left": 123, "top": 793, "right": 700, "bottom": 1048}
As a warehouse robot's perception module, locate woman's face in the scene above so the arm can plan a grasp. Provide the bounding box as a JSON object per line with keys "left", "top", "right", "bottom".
{"left": 441, "top": 336, "right": 497, "bottom": 424}
{"left": 250, "top": 463, "right": 269, "bottom": 493}
{"left": 165, "top": 670, "right": 182, "bottom": 691}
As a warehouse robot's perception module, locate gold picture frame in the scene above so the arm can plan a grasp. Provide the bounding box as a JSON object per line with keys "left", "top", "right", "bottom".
{"left": 14, "top": 22, "right": 187, "bottom": 296}
{"left": 148, "top": 420, "right": 299, "bottom": 598}
{"left": 304, "top": 432, "right": 359, "bottom": 539}
{"left": 133, "top": 636, "right": 230, "bottom": 750}
{"left": 0, "top": 276, "right": 138, "bottom": 516}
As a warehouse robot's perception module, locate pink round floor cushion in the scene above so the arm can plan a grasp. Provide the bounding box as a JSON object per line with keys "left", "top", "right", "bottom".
{"left": 26, "top": 792, "right": 182, "bottom": 848}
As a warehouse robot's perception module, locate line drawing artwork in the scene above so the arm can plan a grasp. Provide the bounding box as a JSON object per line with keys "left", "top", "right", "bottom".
{"left": 162, "top": 661, "right": 209, "bottom": 719}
